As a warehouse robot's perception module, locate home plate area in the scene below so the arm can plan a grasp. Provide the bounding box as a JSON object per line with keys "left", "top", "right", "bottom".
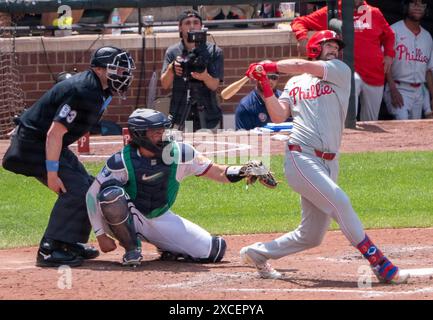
{"left": 0, "top": 228, "right": 433, "bottom": 300}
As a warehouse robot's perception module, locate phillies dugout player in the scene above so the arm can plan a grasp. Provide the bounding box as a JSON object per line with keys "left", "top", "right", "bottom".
{"left": 291, "top": 0, "right": 395, "bottom": 121}
{"left": 384, "top": 0, "right": 433, "bottom": 119}
{"left": 240, "top": 30, "right": 410, "bottom": 284}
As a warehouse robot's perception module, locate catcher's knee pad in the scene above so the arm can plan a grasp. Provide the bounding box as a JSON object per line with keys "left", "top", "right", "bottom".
{"left": 97, "top": 186, "right": 138, "bottom": 251}
{"left": 97, "top": 185, "right": 129, "bottom": 224}
{"left": 207, "top": 236, "right": 226, "bottom": 263}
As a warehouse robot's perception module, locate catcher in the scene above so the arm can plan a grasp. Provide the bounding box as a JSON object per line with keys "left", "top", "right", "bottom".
{"left": 86, "top": 108, "right": 277, "bottom": 265}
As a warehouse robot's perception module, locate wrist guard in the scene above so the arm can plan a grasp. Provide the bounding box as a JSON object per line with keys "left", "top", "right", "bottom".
{"left": 225, "top": 166, "right": 244, "bottom": 183}
{"left": 260, "top": 79, "right": 274, "bottom": 99}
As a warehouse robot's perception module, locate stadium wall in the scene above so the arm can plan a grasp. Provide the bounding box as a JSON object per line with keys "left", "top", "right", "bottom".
{"left": 5, "top": 29, "right": 298, "bottom": 129}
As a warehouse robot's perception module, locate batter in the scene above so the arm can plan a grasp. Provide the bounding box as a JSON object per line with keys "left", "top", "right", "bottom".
{"left": 240, "top": 30, "right": 410, "bottom": 284}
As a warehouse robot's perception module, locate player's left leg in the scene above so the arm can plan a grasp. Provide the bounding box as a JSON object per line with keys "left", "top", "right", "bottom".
{"left": 408, "top": 86, "right": 425, "bottom": 119}
{"left": 359, "top": 82, "right": 384, "bottom": 121}
{"left": 240, "top": 197, "right": 331, "bottom": 279}
{"left": 132, "top": 209, "right": 226, "bottom": 263}
{"left": 421, "top": 85, "right": 432, "bottom": 118}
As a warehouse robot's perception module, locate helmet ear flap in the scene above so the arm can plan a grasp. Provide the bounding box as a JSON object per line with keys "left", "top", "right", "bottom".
{"left": 310, "top": 45, "right": 321, "bottom": 59}
{"left": 307, "top": 43, "right": 322, "bottom": 59}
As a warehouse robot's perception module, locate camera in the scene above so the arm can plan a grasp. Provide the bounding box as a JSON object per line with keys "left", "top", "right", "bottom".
{"left": 187, "top": 29, "right": 207, "bottom": 44}
{"left": 177, "top": 29, "right": 209, "bottom": 79}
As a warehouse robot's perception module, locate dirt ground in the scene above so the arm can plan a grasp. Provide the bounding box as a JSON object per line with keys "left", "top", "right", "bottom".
{"left": 1, "top": 120, "right": 433, "bottom": 300}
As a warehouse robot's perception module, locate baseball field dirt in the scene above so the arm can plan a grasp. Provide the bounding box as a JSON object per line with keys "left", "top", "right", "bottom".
{"left": 0, "top": 120, "right": 432, "bottom": 300}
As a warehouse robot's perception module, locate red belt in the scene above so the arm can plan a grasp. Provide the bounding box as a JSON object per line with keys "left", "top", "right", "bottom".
{"left": 288, "top": 144, "right": 336, "bottom": 161}
{"left": 394, "top": 80, "right": 421, "bottom": 88}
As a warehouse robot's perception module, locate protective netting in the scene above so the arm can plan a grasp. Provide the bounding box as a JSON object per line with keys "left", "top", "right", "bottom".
{"left": 0, "top": 26, "right": 25, "bottom": 139}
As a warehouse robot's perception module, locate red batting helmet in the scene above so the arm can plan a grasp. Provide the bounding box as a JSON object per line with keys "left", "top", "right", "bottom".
{"left": 306, "top": 30, "right": 345, "bottom": 59}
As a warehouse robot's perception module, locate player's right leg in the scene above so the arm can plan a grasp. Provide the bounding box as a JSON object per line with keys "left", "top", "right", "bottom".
{"left": 383, "top": 84, "right": 412, "bottom": 120}
{"left": 98, "top": 185, "right": 142, "bottom": 266}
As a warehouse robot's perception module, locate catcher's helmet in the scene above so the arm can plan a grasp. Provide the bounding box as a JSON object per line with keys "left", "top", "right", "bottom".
{"left": 91, "top": 46, "right": 135, "bottom": 98}
{"left": 306, "top": 30, "right": 345, "bottom": 59}
{"left": 127, "top": 109, "right": 172, "bottom": 154}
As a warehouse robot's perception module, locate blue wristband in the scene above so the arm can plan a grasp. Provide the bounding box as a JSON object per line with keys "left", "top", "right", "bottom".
{"left": 45, "top": 160, "right": 59, "bottom": 172}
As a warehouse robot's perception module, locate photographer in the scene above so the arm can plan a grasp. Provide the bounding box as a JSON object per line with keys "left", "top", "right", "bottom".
{"left": 160, "top": 9, "right": 224, "bottom": 131}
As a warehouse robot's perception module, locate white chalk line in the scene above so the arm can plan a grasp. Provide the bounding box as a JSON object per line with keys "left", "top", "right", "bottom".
{"left": 219, "top": 286, "right": 433, "bottom": 297}
{"left": 405, "top": 268, "right": 433, "bottom": 276}
{"left": 0, "top": 266, "right": 36, "bottom": 271}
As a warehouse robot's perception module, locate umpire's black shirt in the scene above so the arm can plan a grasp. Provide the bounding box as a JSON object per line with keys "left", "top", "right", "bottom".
{"left": 20, "top": 69, "right": 112, "bottom": 146}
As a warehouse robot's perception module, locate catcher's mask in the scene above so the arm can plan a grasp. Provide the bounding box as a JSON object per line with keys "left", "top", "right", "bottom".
{"left": 127, "top": 108, "right": 172, "bottom": 155}
{"left": 306, "top": 30, "right": 345, "bottom": 60}
{"left": 91, "top": 46, "right": 136, "bottom": 99}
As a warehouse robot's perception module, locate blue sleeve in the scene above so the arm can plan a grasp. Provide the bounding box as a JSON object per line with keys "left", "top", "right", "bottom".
{"left": 235, "top": 103, "right": 254, "bottom": 130}
{"left": 207, "top": 45, "right": 224, "bottom": 82}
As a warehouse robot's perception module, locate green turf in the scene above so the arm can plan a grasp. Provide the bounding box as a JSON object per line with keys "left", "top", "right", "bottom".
{"left": 0, "top": 152, "right": 432, "bottom": 249}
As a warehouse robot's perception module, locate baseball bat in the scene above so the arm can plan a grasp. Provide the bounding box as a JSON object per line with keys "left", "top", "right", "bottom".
{"left": 221, "top": 76, "right": 249, "bottom": 100}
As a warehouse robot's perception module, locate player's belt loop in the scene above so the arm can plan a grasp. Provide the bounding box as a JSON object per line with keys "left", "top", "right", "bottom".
{"left": 288, "top": 144, "right": 336, "bottom": 160}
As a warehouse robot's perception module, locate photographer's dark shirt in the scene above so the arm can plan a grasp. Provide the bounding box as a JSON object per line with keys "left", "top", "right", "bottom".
{"left": 162, "top": 41, "right": 224, "bottom": 129}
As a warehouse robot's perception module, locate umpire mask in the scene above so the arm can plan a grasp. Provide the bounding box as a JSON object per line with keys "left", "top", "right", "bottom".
{"left": 106, "top": 52, "right": 136, "bottom": 100}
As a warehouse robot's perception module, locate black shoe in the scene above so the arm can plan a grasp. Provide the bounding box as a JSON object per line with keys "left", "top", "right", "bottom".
{"left": 36, "top": 247, "right": 83, "bottom": 268}
{"left": 63, "top": 242, "right": 100, "bottom": 260}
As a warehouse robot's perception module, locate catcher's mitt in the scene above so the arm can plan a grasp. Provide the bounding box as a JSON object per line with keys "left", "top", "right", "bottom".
{"left": 239, "top": 160, "right": 278, "bottom": 189}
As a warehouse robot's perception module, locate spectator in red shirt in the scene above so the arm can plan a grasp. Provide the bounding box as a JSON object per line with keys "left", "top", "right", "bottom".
{"left": 291, "top": 0, "right": 395, "bottom": 121}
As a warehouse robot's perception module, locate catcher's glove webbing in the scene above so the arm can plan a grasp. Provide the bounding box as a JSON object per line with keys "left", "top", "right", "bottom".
{"left": 225, "top": 160, "right": 278, "bottom": 189}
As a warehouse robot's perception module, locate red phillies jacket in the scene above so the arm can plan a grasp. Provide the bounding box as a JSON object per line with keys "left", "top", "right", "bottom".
{"left": 291, "top": 1, "right": 395, "bottom": 86}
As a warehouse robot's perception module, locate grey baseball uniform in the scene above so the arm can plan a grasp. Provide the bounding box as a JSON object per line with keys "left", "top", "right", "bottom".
{"left": 384, "top": 20, "right": 433, "bottom": 119}
{"left": 244, "top": 59, "right": 367, "bottom": 264}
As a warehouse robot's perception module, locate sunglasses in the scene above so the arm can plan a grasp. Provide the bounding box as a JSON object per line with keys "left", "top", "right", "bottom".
{"left": 267, "top": 74, "right": 279, "bottom": 80}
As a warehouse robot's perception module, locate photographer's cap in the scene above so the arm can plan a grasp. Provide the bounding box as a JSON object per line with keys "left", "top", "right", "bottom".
{"left": 178, "top": 9, "right": 203, "bottom": 24}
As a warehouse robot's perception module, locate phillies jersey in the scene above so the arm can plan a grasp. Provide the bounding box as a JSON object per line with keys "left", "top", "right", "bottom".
{"left": 390, "top": 20, "right": 433, "bottom": 84}
{"left": 279, "top": 59, "right": 351, "bottom": 153}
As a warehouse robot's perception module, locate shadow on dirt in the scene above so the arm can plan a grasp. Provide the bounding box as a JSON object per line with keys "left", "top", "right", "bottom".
{"left": 76, "top": 258, "right": 238, "bottom": 273}
{"left": 354, "top": 123, "right": 389, "bottom": 133}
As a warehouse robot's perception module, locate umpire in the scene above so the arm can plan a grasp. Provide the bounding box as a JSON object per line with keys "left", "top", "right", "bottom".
{"left": 2, "top": 46, "right": 135, "bottom": 267}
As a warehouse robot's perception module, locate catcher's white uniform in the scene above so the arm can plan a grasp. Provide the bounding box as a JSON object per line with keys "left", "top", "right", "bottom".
{"left": 86, "top": 142, "right": 215, "bottom": 260}
{"left": 384, "top": 20, "right": 433, "bottom": 119}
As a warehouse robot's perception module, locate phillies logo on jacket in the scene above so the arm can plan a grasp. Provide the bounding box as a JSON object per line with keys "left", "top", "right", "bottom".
{"left": 395, "top": 44, "right": 429, "bottom": 64}
{"left": 288, "top": 84, "right": 335, "bottom": 105}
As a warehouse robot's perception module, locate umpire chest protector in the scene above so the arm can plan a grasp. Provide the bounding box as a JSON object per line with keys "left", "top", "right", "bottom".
{"left": 122, "top": 143, "right": 180, "bottom": 218}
